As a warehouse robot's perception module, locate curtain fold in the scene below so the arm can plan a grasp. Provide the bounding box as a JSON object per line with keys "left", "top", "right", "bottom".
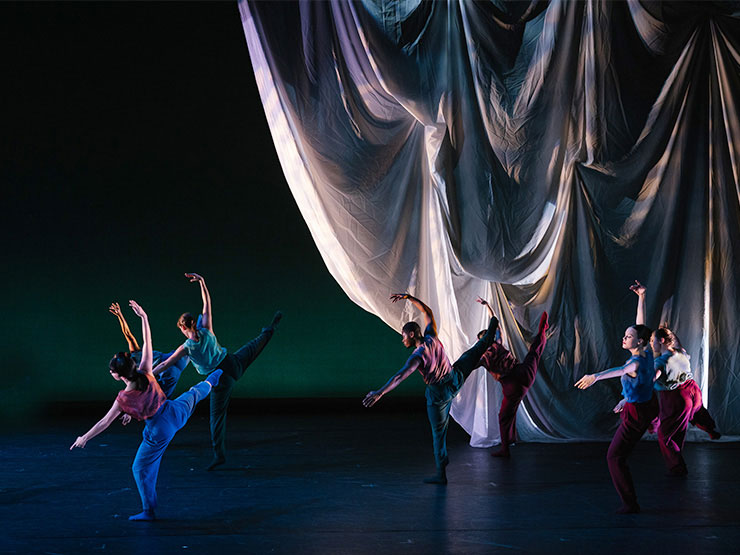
{"left": 241, "top": 0, "right": 740, "bottom": 442}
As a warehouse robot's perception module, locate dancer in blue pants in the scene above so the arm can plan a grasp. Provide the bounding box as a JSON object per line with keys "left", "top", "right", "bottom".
{"left": 109, "top": 301, "right": 190, "bottom": 399}
{"left": 71, "top": 300, "right": 222, "bottom": 521}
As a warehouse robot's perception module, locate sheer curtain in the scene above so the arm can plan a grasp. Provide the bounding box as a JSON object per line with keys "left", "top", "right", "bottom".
{"left": 240, "top": 0, "right": 740, "bottom": 442}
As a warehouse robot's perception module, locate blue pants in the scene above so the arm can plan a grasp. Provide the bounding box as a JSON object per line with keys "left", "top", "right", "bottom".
{"left": 155, "top": 350, "right": 190, "bottom": 399}
{"left": 425, "top": 368, "right": 463, "bottom": 470}
{"left": 132, "top": 382, "right": 210, "bottom": 514}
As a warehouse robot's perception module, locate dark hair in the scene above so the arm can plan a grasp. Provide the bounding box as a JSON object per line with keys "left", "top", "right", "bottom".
{"left": 654, "top": 324, "right": 686, "bottom": 354}
{"left": 109, "top": 352, "right": 148, "bottom": 391}
{"left": 401, "top": 321, "right": 421, "bottom": 338}
{"left": 631, "top": 324, "right": 652, "bottom": 346}
{"left": 477, "top": 330, "right": 487, "bottom": 340}
{"left": 178, "top": 312, "right": 197, "bottom": 330}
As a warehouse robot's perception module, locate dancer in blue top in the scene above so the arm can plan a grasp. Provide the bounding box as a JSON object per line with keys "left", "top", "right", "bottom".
{"left": 109, "top": 302, "right": 190, "bottom": 399}
{"left": 152, "top": 273, "right": 282, "bottom": 470}
{"left": 629, "top": 281, "right": 720, "bottom": 476}
{"left": 575, "top": 323, "right": 657, "bottom": 514}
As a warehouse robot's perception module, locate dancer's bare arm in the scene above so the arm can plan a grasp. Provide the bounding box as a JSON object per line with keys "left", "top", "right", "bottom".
{"left": 129, "top": 300, "right": 153, "bottom": 375}
{"left": 363, "top": 358, "right": 421, "bottom": 408}
{"left": 629, "top": 280, "right": 646, "bottom": 326}
{"left": 390, "top": 293, "right": 437, "bottom": 334}
{"left": 574, "top": 359, "right": 640, "bottom": 389}
{"left": 152, "top": 345, "right": 187, "bottom": 376}
{"left": 70, "top": 400, "right": 123, "bottom": 449}
{"left": 109, "top": 302, "right": 140, "bottom": 352}
{"left": 186, "top": 272, "right": 213, "bottom": 333}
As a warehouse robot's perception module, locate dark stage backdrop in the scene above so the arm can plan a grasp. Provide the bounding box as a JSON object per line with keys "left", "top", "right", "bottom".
{"left": 1, "top": 2, "right": 413, "bottom": 423}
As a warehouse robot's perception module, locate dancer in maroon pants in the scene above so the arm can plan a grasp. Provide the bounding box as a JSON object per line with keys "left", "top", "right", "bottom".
{"left": 476, "top": 300, "right": 549, "bottom": 458}
{"left": 575, "top": 323, "right": 657, "bottom": 514}
{"left": 630, "top": 281, "right": 720, "bottom": 476}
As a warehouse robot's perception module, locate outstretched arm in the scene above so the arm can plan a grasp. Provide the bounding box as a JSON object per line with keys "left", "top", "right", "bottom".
{"left": 186, "top": 273, "right": 213, "bottom": 333}
{"left": 152, "top": 345, "right": 187, "bottom": 376}
{"left": 128, "top": 300, "right": 152, "bottom": 375}
{"left": 362, "top": 358, "right": 421, "bottom": 408}
{"left": 109, "top": 302, "right": 140, "bottom": 352}
{"left": 476, "top": 296, "right": 494, "bottom": 318}
{"left": 390, "top": 293, "right": 436, "bottom": 334}
{"left": 629, "top": 280, "right": 646, "bottom": 326}
{"left": 70, "top": 400, "right": 123, "bottom": 449}
{"left": 574, "top": 359, "right": 640, "bottom": 389}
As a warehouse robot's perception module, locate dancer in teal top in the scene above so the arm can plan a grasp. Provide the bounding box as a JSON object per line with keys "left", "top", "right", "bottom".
{"left": 153, "top": 273, "right": 282, "bottom": 470}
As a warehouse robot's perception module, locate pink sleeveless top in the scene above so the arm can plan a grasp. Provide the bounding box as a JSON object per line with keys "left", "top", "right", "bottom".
{"left": 116, "top": 373, "right": 166, "bottom": 421}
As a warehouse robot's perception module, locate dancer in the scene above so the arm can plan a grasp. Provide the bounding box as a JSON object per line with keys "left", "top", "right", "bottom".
{"left": 109, "top": 301, "right": 190, "bottom": 399}
{"left": 152, "top": 273, "right": 282, "bottom": 470}
{"left": 71, "top": 300, "right": 221, "bottom": 521}
{"left": 629, "top": 281, "right": 720, "bottom": 476}
{"left": 475, "top": 300, "right": 549, "bottom": 458}
{"left": 575, "top": 322, "right": 657, "bottom": 514}
{"left": 363, "top": 294, "right": 500, "bottom": 484}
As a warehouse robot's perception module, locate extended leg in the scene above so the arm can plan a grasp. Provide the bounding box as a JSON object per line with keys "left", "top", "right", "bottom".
{"left": 230, "top": 316, "right": 280, "bottom": 381}
{"left": 453, "top": 316, "right": 499, "bottom": 378}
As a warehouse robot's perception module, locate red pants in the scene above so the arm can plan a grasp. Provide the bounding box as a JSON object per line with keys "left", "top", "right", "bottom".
{"left": 606, "top": 394, "right": 659, "bottom": 509}
{"left": 657, "top": 380, "right": 718, "bottom": 473}
{"left": 498, "top": 329, "right": 546, "bottom": 448}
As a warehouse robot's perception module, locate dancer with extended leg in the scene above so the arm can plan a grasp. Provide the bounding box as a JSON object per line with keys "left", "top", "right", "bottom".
{"left": 152, "top": 273, "right": 282, "bottom": 470}
{"left": 575, "top": 323, "right": 657, "bottom": 514}
{"left": 474, "top": 300, "right": 549, "bottom": 458}
{"left": 629, "top": 281, "right": 720, "bottom": 476}
{"left": 71, "top": 300, "right": 221, "bottom": 521}
{"left": 109, "top": 301, "right": 190, "bottom": 399}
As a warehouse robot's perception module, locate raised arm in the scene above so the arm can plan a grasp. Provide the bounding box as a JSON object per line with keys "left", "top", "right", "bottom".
{"left": 476, "top": 296, "right": 494, "bottom": 318}
{"left": 186, "top": 273, "right": 213, "bottom": 332}
{"left": 390, "top": 293, "right": 436, "bottom": 334}
{"left": 109, "top": 302, "right": 140, "bottom": 352}
{"left": 128, "top": 300, "right": 152, "bottom": 375}
{"left": 70, "top": 399, "right": 123, "bottom": 449}
{"left": 629, "top": 280, "right": 646, "bottom": 326}
{"left": 574, "top": 359, "right": 640, "bottom": 389}
{"left": 362, "top": 357, "right": 421, "bottom": 408}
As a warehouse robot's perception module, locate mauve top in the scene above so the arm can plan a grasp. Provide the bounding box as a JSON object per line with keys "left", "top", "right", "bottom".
{"left": 116, "top": 373, "right": 166, "bottom": 421}
{"left": 407, "top": 323, "right": 453, "bottom": 385}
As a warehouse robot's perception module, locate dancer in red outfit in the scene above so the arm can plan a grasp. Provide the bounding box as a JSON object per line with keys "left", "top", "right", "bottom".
{"left": 630, "top": 281, "right": 720, "bottom": 476}
{"left": 476, "top": 301, "right": 549, "bottom": 458}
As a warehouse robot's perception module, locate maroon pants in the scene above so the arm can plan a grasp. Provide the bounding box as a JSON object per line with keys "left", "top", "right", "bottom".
{"left": 498, "top": 329, "right": 546, "bottom": 448}
{"left": 657, "top": 380, "right": 718, "bottom": 473}
{"left": 606, "top": 394, "right": 659, "bottom": 509}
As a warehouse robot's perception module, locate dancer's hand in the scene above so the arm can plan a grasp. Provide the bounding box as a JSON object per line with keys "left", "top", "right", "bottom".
{"left": 629, "top": 280, "right": 646, "bottom": 297}
{"left": 613, "top": 399, "right": 627, "bottom": 413}
{"left": 476, "top": 297, "right": 489, "bottom": 306}
{"left": 129, "top": 300, "right": 146, "bottom": 318}
{"left": 109, "top": 302, "right": 122, "bottom": 316}
{"left": 120, "top": 414, "right": 132, "bottom": 426}
{"left": 363, "top": 390, "right": 383, "bottom": 408}
{"left": 390, "top": 293, "right": 409, "bottom": 303}
{"left": 70, "top": 436, "right": 88, "bottom": 450}
{"left": 574, "top": 374, "right": 597, "bottom": 389}
{"left": 185, "top": 272, "right": 204, "bottom": 283}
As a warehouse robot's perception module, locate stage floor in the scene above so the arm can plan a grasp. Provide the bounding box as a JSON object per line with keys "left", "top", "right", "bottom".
{"left": 2, "top": 406, "right": 738, "bottom": 554}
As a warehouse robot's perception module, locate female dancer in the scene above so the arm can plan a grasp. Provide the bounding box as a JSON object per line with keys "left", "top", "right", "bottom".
{"left": 475, "top": 300, "right": 549, "bottom": 458}
{"left": 71, "top": 300, "right": 221, "bottom": 521}
{"left": 363, "top": 295, "right": 499, "bottom": 484}
{"left": 109, "top": 302, "right": 190, "bottom": 399}
{"left": 575, "top": 322, "right": 657, "bottom": 514}
{"left": 152, "top": 273, "right": 282, "bottom": 470}
{"left": 630, "top": 281, "right": 720, "bottom": 476}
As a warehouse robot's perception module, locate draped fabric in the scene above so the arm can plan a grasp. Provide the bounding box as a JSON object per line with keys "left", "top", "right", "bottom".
{"left": 240, "top": 0, "right": 740, "bottom": 442}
